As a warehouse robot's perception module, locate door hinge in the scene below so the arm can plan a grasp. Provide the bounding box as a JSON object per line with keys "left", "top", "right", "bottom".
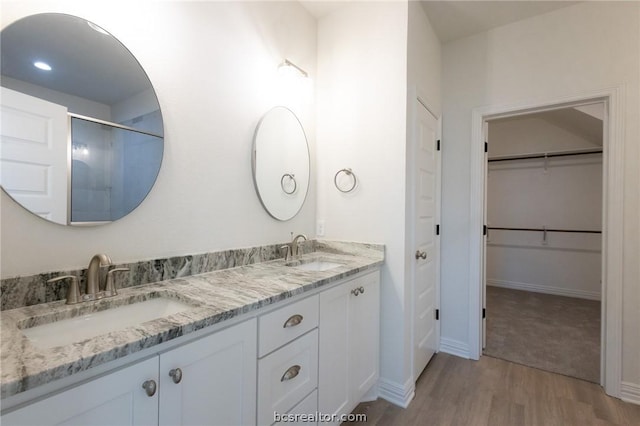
{"left": 482, "top": 308, "right": 486, "bottom": 319}
{"left": 484, "top": 141, "right": 488, "bottom": 153}
{"left": 435, "top": 309, "right": 439, "bottom": 320}
{"left": 436, "top": 224, "right": 440, "bottom": 235}
{"left": 436, "top": 139, "right": 441, "bottom": 151}
{"left": 483, "top": 225, "right": 487, "bottom": 236}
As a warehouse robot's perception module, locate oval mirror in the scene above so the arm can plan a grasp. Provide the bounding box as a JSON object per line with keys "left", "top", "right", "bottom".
{"left": 0, "top": 13, "right": 164, "bottom": 225}
{"left": 252, "top": 107, "right": 310, "bottom": 221}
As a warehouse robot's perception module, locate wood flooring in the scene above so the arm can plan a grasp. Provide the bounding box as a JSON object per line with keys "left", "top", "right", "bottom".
{"left": 346, "top": 354, "right": 640, "bottom": 426}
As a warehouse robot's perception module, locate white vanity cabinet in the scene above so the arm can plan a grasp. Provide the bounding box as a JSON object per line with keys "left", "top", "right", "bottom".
{"left": 2, "top": 319, "right": 257, "bottom": 426}
{"left": 159, "top": 318, "right": 257, "bottom": 426}
{"left": 1, "top": 357, "right": 160, "bottom": 426}
{"left": 257, "top": 295, "right": 319, "bottom": 426}
{"left": 318, "top": 270, "right": 380, "bottom": 425}
{"left": 2, "top": 267, "right": 382, "bottom": 426}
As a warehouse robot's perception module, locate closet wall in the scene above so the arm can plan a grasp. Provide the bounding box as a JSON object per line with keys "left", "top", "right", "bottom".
{"left": 486, "top": 108, "right": 603, "bottom": 300}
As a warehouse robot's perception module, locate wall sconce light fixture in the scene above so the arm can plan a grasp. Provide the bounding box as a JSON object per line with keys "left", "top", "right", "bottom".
{"left": 278, "top": 59, "right": 308, "bottom": 78}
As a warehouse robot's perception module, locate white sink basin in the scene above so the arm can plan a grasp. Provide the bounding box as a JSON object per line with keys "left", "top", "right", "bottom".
{"left": 22, "top": 297, "right": 194, "bottom": 349}
{"left": 290, "top": 260, "right": 343, "bottom": 272}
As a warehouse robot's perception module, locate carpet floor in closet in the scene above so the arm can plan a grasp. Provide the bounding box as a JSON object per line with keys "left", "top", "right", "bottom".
{"left": 483, "top": 286, "right": 600, "bottom": 383}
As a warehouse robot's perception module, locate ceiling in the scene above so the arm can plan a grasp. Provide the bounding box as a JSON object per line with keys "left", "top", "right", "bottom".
{"left": 300, "top": 1, "right": 581, "bottom": 43}
{"left": 1, "top": 14, "right": 151, "bottom": 107}
{"left": 489, "top": 106, "right": 604, "bottom": 146}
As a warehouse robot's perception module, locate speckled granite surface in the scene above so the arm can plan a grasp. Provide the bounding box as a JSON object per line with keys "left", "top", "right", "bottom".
{"left": 1, "top": 240, "right": 315, "bottom": 311}
{"left": 0, "top": 241, "right": 383, "bottom": 399}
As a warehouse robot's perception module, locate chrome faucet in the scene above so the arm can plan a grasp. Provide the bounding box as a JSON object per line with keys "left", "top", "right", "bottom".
{"left": 290, "top": 234, "right": 308, "bottom": 257}
{"left": 86, "top": 253, "right": 112, "bottom": 298}
{"left": 47, "top": 254, "right": 127, "bottom": 304}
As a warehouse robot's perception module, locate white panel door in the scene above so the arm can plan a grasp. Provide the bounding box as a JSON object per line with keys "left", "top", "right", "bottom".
{"left": 159, "top": 319, "right": 257, "bottom": 426}
{"left": 0, "top": 87, "right": 68, "bottom": 223}
{"left": 1, "top": 357, "right": 159, "bottom": 426}
{"left": 412, "top": 100, "right": 439, "bottom": 381}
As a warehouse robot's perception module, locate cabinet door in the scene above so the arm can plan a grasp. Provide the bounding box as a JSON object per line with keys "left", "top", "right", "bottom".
{"left": 2, "top": 357, "right": 159, "bottom": 426}
{"left": 318, "top": 282, "right": 351, "bottom": 420}
{"left": 159, "top": 319, "right": 257, "bottom": 426}
{"left": 350, "top": 271, "right": 380, "bottom": 402}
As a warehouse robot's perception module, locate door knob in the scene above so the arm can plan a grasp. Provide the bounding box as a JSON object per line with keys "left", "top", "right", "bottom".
{"left": 415, "top": 250, "right": 427, "bottom": 260}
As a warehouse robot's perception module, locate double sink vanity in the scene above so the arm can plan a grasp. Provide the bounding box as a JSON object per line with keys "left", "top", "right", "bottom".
{"left": 1, "top": 240, "right": 383, "bottom": 425}
{"left": 0, "top": 10, "right": 382, "bottom": 426}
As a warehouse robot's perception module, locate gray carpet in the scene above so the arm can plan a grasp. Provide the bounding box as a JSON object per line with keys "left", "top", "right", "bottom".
{"left": 483, "top": 286, "right": 600, "bottom": 383}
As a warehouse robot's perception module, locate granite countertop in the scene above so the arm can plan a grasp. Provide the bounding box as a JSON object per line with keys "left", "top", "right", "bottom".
{"left": 0, "top": 241, "right": 383, "bottom": 399}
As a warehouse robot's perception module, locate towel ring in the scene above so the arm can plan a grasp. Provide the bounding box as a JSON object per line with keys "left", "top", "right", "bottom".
{"left": 281, "top": 173, "right": 297, "bottom": 194}
{"left": 334, "top": 168, "right": 357, "bottom": 193}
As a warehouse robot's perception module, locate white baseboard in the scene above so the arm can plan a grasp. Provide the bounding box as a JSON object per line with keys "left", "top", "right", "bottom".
{"left": 621, "top": 382, "right": 640, "bottom": 405}
{"left": 361, "top": 383, "right": 378, "bottom": 402}
{"left": 377, "top": 377, "right": 415, "bottom": 408}
{"left": 487, "top": 279, "right": 601, "bottom": 301}
{"left": 439, "top": 337, "right": 471, "bottom": 359}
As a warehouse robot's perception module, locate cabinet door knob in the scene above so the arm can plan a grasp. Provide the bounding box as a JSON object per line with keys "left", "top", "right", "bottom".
{"left": 359, "top": 286, "right": 365, "bottom": 294}
{"left": 415, "top": 250, "right": 427, "bottom": 260}
{"left": 351, "top": 288, "right": 360, "bottom": 296}
{"left": 283, "top": 314, "right": 303, "bottom": 328}
{"left": 169, "top": 368, "right": 183, "bottom": 384}
{"left": 142, "top": 379, "right": 157, "bottom": 397}
{"left": 281, "top": 365, "right": 301, "bottom": 382}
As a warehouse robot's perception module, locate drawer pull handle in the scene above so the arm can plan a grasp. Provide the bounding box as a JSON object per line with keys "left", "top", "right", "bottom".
{"left": 142, "top": 379, "right": 157, "bottom": 397}
{"left": 281, "top": 365, "right": 301, "bottom": 382}
{"left": 351, "top": 288, "right": 360, "bottom": 296}
{"left": 169, "top": 368, "right": 183, "bottom": 384}
{"left": 283, "top": 314, "right": 303, "bottom": 328}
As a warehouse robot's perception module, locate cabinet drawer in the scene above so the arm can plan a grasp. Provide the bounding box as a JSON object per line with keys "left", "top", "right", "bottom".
{"left": 259, "top": 295, "right": 318, "bottom": 357}
{"left": 274, "top": 389, "right": 318, "bottom": 426}
{"left": 258, "top": 329, "right": 318, "bottom": 426}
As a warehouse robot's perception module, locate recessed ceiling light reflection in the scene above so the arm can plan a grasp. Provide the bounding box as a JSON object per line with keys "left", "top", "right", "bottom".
{"left": 33, "top": 61, "right": 52, "bottom": 71}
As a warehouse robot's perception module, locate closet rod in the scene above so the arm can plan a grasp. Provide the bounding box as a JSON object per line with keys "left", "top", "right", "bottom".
{"left": 488, "top": 227, "right": 601, "bottom": 234}
{"left": 488, "top": 148, "right": 602, "bottom": 163}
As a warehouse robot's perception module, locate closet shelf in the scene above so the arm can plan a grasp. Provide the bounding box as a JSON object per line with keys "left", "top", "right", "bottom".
{"left": 488, "top": 227, "right": 601, "bottom": 234}
{"left": 488, "top": 148, "right": 602, "bottom": 163}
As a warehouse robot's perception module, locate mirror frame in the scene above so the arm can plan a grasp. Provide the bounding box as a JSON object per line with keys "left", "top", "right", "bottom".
{"left": 251, "top": 106, "right": 310, "bottom": 221}
{"left": 0, "top": 13, "right": 164, "bottom": 226}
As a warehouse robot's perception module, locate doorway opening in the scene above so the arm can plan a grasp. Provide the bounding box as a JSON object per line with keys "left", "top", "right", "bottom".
{"left": 482, "top": 104, "right": 604, "bottom": 383}
{"left": 468, "top": 87, "right": 624, "bottom": 397}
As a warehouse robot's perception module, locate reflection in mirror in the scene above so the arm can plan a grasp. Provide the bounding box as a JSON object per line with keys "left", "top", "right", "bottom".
{"left": 0, "top": 13, "right": 164, "bottom": 225}
{"left": 252, "top": 107, "right": 310, "bottom": 221}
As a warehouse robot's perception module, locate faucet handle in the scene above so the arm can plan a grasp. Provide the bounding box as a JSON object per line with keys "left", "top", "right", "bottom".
{"left": 280, "top": 245, "right": 291, "bottom": 262}
{"left": 105, "top": 268, "right": 129, "bottom": 297}
{"left": 47, "top": 275, "right": 80, "bottom": 305}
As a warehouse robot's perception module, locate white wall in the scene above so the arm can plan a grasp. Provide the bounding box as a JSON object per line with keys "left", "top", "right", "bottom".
{"left": 1, "top": 1, "right": 317, "bottom": 277}
{"left": 487, "top": 116, "right": 602, "bottom": 300}
{"left": 316, "top": 0, "right": 410, "bottom": 402}
{"left": 442, "top": 1, "right": 640, "bottom": 389}
{"left": 316, "top": 0, "right": 441, "bottom": 405}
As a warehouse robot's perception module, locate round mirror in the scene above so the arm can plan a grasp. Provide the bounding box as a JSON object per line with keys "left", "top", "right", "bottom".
{"left": 0, "top": 13, "right": 164, "bottom": 225}
{"left": 252, "top": 107, "right": 310, "bottom": 221}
